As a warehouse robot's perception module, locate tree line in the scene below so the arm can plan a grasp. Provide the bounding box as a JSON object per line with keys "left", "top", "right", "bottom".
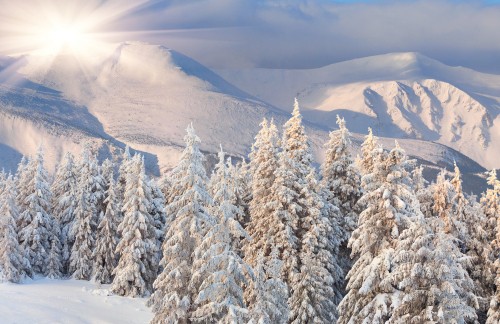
{"left": 1, "top": 98, "right": 500, "bottom": 323}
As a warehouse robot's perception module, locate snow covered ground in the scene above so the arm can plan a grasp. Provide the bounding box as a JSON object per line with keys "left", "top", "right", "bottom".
{"left": 0, "top": 278, "right": 153, "bottom": 324}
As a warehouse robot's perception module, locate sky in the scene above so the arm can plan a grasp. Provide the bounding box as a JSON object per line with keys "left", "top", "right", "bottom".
{"left": 1, "top": 0, "right": 500, "bottom": 73}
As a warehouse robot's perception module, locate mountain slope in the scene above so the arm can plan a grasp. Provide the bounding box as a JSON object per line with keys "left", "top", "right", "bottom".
{"left": 0, "top": 42, "right": 291, "bottom": 171}
{"left": 0, "top": 44, "right": 489, "bottom": 194}
{"left": 217, "top": 52, "right": 500, "bottom": 169}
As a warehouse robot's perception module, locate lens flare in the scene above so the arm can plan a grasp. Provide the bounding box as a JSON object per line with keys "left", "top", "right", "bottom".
{"left": 0, "top": 0, "right": 151, "bottom": 58}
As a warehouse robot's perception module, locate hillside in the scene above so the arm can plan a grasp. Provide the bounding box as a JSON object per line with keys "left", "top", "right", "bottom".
{"left": 0, "top": 45, "right": 489, "bottom": 194}
{"left": 217, "top": 52, "right": 500, "bottom": 169}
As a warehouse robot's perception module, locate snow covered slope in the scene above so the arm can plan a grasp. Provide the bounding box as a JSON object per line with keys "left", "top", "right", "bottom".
{"left": 217, "top": 53, "right": 500, "bottom": 169}
{"left": 0, "top": 278, "right": 152, "bottom": 323}
{"left": 0, "top": 45, "right": 489, "bottom": 192}
{"left": 0, "top": 42, "right": 290, "bottom": 171}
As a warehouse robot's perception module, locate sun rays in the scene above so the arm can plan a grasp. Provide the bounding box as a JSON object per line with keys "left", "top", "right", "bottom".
{"left": 0, "top": 0, "right": 159, "bottom": 90}
{"left": 0, "top": 0, "right": 155, "bottom": 56}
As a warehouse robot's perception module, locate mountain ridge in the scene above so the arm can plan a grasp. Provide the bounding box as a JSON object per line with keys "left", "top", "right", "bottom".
{"left": 0, "top": 44, "right": 491, "bottom": 194}
{"left": 217, "top": 52, "right": 500, "bottom": 169}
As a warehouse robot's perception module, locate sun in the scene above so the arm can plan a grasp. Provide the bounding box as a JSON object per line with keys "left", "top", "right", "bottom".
{"left": 39, "top": 21, "right": 97, "bottom": 55}
{"left": 0, "top": 0, "right": 152, "bottom": 58}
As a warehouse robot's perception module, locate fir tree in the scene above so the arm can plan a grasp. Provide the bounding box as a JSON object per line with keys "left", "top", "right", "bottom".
{"left": 149, "top": 124, "right": 214, "bottom": 323}
{"left": 357, "top": 127, "right": 379, "bottom": 175}
{"left": 149, "top": 178, "right": 167, "bottom": 252}
{"left": 69, "top": 145, "right": 99, "bottom": 280}
{"left": 117, "top": 145, "right": 132, "bottom": 204}
{"left": 17, "top": 147, "right": 53, "bottom": 276}
{"left": 15, "top": 156, "right": 29, "bottom": 212}
{"left": 488, "top": 170, "right": 500, "bottom": 323}
{"left": 231, "top": 159, "right": 252, "bottom": 226}
{"left": 93, "top": 174, "right": 120, "bottom": 285}
{"left": 209, "top": 147, "right": 245, "bottom": 250}
{"left": 338, "top": 142, "right": 413, "bottom": 323}
{"left": 320, "top": 115, "right": 361, "bottom": 304}
{"left": 483, "top": 169, "right": 500, "bottom": 245}
{"left": 289, "top": 168, "right": 338, "bottom": 323}
{"left": 265, "top": 100, "right": 313, "bottom": 288}
{"left": 244, "top": 118, "right": 282, "bottom": 269}
{"left": 190, "top": 162, "right": 252, "bottom": 322}
{"left": 249, "top": 248, "right": 289, "bottom": 324}
{"left": 111, "top": 155, "right": 158, "bottom": 297}
{"left": 264, "top": 99, "right": 337, "bottom": 322}
{"left": 51, "top": 152, "right": 78, "bottom": 273}
{"left": 101, "top": 158, "right": 115, "bottom": 189}
{"left": 0, "top": 175, "right": 26, "bottom": 283}
{"left": 383, "top": 163, "right": 477, "bottom": 323}
{"left": 46, "top": 220, "right": 63, "bottom": 279}
{"left": 451, "top": 163, "right": 494, "bottom": 313}
{"left": 389, "top": 209, "right": 478, "bottom": 323}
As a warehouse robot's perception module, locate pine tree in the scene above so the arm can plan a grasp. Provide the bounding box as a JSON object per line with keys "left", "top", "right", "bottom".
{"left": 485, "top": 169, "right": 500, "bottom": 323}
{"left": 15, "top": 156, "right": 29, "bottom": 212}
{"left": 320, "top": 115, "right": 361, "bottom": 304}
{"left": 321, "top": 116, "right": 361, "bottom": 237}
{"left": 46, "top": 220, "right": 63, "bottom": 279}
{"left": 0, "top": 175, "right": 26, "bottom": 283}
{"left": 265, "top": 101, "right": 314, "bottom": 289}
{"left": 249, "top": 248, "right": 289, "bottom": 324}
{"left": 484, "top": 169, "right": 500, "bottom": 239}
{"left": 258, "top": 99, "right": 336, "bottom": 322}
{"left": 450, "top": 163, "right": 494, "bottom": 313}
{"left": 488, "top": 170, "right": 500, "bottom": 323}
{"left": 111, "top": 155, "right": 158, "bottom": 297}
{"left": 149, "top": 178, "right": 167, "bottom": 252}
{"left": 231, "top": 159, "right": 252, "bottom": 226}
{"left": 51, "top": 152, "right": 78, "bottom": 273}
{"left": 376, "top": 161, "right": 477, "bottom": 323}
{"left": 244, "top": 118, "right": 282, "bottom": 269}
{"left": 0, "top": 169, "right": 6, "bottom": 194}
{"left": 289, "top": 168, "right": 338, "bottom": 323}
{"left": 209, "top": 147, "right": 245, "bottom": 249}
{"left": 389, "top": 209, "right": 478, "bottom": 323}
{"left": 101, "top": 158, "right": 115, "bottom": 188}
{"left": 149, "top": 124, "right": 214, "bottom": 323}
{"left": 69, "top": 145, "right": 99, "bottom": 280}
{"left": 338, "top": 142, "right": 414, "bottom": 323}
{"left": 190, "top": 158, "right": 252, "bottom": 322}
{"left": 17, "top": 147, "right": 54, "bottom": 276}
{"left": 93, "top": 174, "right": 119, "bottom": 285}
{"left": 117, "top": 145, "right": 132, "bottom": 204}
{"left": 357, "top": 127, "right": 379, "bottom": 175}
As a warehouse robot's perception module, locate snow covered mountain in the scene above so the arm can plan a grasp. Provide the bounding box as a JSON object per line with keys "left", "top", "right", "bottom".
{"left": 217, "top": 52, "right": 500, "bottom": 169}
{"left": 0, "top": 42, "right": 292, "bottom": 172}
{"left": 0, "top": 44, "right": 490, "bottom": 193}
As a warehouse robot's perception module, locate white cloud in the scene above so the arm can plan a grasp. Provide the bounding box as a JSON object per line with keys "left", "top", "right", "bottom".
{"left": 134, "top": 0, "right": 500, "bottom": 72}
{"left": 1, "top": 0, "right": 499, "bottom": 72}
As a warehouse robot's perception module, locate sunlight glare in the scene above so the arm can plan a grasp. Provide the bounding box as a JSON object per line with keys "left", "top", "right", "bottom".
{"left": 0, "top": 0, "right": 152, "bottom": 58}
{"left": 41, "top": 23, "right": 91, "bottom": 54}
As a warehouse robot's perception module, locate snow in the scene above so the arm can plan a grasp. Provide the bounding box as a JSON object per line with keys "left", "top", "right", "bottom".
{"left": 0, "top": 44, "right": 493, "bottom": 190}
{"left": 217, "top": 52, "right": 500, "bottom": 169}
{"left": 6, "top": 42, "right": 289, "bottom": 171}
{"left": 0, "top": 278, "right": 153, "bottom": 324}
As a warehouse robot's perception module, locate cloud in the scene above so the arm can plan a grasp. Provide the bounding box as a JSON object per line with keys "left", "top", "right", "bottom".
{"left": 122, "top": 0, "right": 500, "bottom": 73}
{"left": 2, "top": 0, "right": 500, "bottom": 72}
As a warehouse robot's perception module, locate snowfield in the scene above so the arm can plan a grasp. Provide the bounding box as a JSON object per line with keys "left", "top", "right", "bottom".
{"left": 0, "top": 278, "right": 153, "bottom": 324}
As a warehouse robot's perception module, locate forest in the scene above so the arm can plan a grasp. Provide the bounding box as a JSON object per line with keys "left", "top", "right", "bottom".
{"left": 1, "top": 100, "right": 500, "bottom": 324}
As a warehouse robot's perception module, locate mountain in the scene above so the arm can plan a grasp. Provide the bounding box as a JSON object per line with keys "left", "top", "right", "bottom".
{"left": 0, "top": 44, "right": 489, "bottom": 194}
{"left": 217, "top": 52, "right": 500, "bottom": 169}
{"left": 0, "top": 42, "right": 291, "bottom": 172}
